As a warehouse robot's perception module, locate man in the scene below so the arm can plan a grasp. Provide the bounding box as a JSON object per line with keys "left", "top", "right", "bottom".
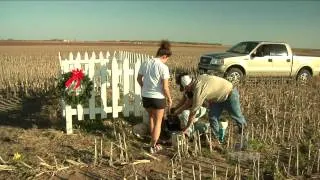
{"left": 180, "top": 74, "right": 246, "bottom": 142}
{"left": 171, "top": 73, "right": 209, "bottom": 137}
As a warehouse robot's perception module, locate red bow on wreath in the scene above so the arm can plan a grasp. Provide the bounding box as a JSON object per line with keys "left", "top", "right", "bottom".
{"left": 65, "top": 68, "right": 85, "bottom": 90}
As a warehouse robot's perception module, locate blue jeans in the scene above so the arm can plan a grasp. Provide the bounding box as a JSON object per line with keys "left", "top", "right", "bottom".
{"left": 208, "top": 88, "right": 246, "bottom": 139}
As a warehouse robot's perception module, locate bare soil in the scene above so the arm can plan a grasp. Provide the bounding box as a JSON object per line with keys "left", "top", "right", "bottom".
{"left": 0, "top": 96, "right": 235, "bottom": 180}
{"left": 1, "top": 41, "right": 320, "bottom": 179}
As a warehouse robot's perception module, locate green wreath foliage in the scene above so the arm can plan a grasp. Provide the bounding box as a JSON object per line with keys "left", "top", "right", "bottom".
{"left": 57, "top": 72, "right": 94, "bottom": 106}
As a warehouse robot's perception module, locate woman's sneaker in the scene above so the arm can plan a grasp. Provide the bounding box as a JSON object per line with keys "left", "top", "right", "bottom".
{"left": 149, "top": 144, "right": 163, "bottom": 154}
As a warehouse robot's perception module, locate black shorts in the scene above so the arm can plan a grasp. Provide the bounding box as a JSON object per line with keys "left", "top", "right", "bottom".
{"left": 142, "top": 97, "right": 166, "bottom": 109}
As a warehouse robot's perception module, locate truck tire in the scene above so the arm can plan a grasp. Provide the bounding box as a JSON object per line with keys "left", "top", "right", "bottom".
{"left": 225, "top": 68, "right": 244, "bottom": 84}
{"left": 296, "top": 69, "right": 311, "bottom": 84}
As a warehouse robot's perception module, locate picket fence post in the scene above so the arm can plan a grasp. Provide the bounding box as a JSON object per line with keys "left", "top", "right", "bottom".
{"left": 122, "top": 52, "right": 130, "bottom": 117}
{"left": 75, "top": 52, "right": 84, "bottom": 121}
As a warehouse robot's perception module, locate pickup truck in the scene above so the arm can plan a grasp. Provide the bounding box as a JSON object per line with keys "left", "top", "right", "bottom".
{"left": 198, "top": 41, "right": 320, "bottom": 84}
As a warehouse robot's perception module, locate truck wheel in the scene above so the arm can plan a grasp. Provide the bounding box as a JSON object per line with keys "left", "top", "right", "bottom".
{"left": 296, "top": 69, "right": 311, "bottom": 84}
{"left": 225, "top": 68, "right": 244, "bottom": 84}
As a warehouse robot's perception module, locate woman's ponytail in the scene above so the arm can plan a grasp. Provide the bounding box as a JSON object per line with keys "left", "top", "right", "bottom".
{"left": 156, "top": 40, "right": 172, "bottom": 57}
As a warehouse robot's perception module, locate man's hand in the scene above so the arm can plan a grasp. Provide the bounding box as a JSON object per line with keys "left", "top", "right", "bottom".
{"left": 182, "top": 110, "right": 196, "bottom": 135}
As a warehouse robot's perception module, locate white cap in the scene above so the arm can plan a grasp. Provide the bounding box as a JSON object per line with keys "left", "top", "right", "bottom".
{"left": 181, "top": 75, "right": 192, "bottom": 87}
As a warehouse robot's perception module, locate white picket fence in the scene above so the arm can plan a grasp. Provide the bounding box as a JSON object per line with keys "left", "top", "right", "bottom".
{"left": 59, "top": 51, "right": 151, "bottom": 134}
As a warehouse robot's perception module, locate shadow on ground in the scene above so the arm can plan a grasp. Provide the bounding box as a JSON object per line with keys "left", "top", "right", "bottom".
{"left": 0, "top": 93, "right": 64, "bottom": 130}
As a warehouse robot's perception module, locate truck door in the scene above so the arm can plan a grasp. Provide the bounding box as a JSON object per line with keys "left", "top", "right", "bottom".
{"left": 247, "top": 44, "right": 274, "bottom": 77}
{"left": 268, "top": 44, "right": 292, "bottom": 76}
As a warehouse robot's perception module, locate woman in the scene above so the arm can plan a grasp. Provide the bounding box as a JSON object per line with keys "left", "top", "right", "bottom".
{"left": 137, "top": 40, "right": 172, "bottom": 154}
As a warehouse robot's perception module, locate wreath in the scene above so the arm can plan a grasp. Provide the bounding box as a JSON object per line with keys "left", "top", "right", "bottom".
{"left": 57, "top": 68, "right": 94, "bottom": 106}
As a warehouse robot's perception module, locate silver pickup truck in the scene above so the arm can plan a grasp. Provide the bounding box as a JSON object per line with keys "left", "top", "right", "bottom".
{"left": 198, "top": 41, "right": 320, "bottom": 84}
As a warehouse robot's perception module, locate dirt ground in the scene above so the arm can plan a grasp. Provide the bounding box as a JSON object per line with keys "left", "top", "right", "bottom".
{"left": 0, "top": 95, "right": 239, "bottom": 180}
{"left": 0, "top": 78, "right": 240, "bottom": 179}
{"left": 1, "top": 41, "right": 320, "bottom": 179}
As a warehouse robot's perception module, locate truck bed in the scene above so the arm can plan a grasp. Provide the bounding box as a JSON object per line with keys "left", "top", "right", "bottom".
{"left": 293, "top": 49, "right": 320, "bottom": 57}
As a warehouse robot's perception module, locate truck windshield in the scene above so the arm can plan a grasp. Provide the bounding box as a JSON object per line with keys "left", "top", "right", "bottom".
{"left": 226, "top": 42, "right": 259, "bottom": 54}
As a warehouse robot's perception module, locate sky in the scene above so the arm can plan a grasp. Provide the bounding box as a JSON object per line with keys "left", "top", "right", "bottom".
{"left": 0, "top": 1, "right": 319, "bottom": 49}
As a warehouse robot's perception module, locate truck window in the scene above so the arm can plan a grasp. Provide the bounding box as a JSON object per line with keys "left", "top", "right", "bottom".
{"left": 269, "top": 44, "right": 288, "bottom": 56}
{"left": 227, "top": 41, "right": 259, "bottom": 54}
{"left": 255, "top": 45, "right": 271, "bottom": 57}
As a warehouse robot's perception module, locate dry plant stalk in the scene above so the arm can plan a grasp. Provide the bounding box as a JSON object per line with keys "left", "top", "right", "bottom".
{"left": 225, "top": 167, "right": 228, "bottom": 180}
{"left": 180, "top": 163, "right": 183, "bottom": 180}
{"left": 0, "top": 165, "right": 15, "bottom": 171}
{"left": 253, "top": 159, "right": 256, "bottom": 180}
{"left": 180, "top": 135, "right": 184, "bottom": 154}
{"left": 100, "top": 139, "right": 103, "bottom": 157}
{"left": 209, "top": 131, "right": 212, "bottom": 152}
{"left": 261, "top": 124, "right": 265, "bottom": 143}
{"left": 122, "top": 131, "right": 129, "bottom": 162}
{"left": 257, "top": 154, "right": 260, "bottom": 180}
{"left": 185, "top": 135, "right": 189, "bottom": 156}
{"left": 66, "top": 159, "right": 86, "bottom": 167}
{"left": 192, "top": 165, "right": 196, "bottom": 180}
{"left": 282, "top": 120, "right": 286, "bottom": 144}
{"left": 276, "top": 150, "right": 280, "bottom": 173}
{"left": 240, "top": 126, "right": 244, "bottom": 149}
{"left": 198, "top": 163, "right": 201, "bottom": 180}
{"left": 113, "top": 124, "right": 117, "bottom": 138}
{"left": 245, "top": 132, "right": 249, "bottom": 150}
{"left": 109, "top": 142, "right": 113, "bottom": 166}
{"left": 194, "top": 133, "right": 198, "bottom": 156}
{"left": 229, "top": 124, "right": 233, "bottom": 149}
{"left": 251, "top": 123, "right": 254, "bottom": 141}
{"left": 288, "top": 121, "right": 292, "bottom": 141}
{"left": 179, "top": 134, "right": 189, "bottom": 157}
{"left": 143, "top": 152, "right": 160, "bottom": 161}
{"left": 197, "top": 131, "right": 202, "bottom": 155}
{"left": 227, "top": 125, "right": 231, "bottom": 149}
{"left": 212, "top": 165, "right": 217, "bottom": 179}
{"left": 204, "top": 133, "right": 211, "bottom": 154}
{"left": 54, "top": 156, "right": 58, "bottom": 170}
{"left": 20, "top": 161, "right": 32, "bottom": 169}
{"left": 234, "top": 164, "right": 237, "bottom": 180}
{"left": 177, "top": 135, "right": 181, "bottom": 161}
{"left": 317, "top": 149, "right": 320, "bottom": 173}
{"left": 121, "top": 159, "right": 150, "bottom": 166}
{"left": 118, "top": 133, "right": 124, "bottom": 162}
{"left": 308, "top": 140, "right": 311, "bottom": 161}
{"left": 94, "top": 138, "right": 97, "bottom": 166}
{"left": 296, "top": 143, "right": 299, "bottom": 176}
{"left": 171, "top": 159, "right": 175, "bottom": 179}
{"left": 287, "top": 145, "right": 292, "bottom": 176}
{"left": 238, "top": 162, "right": 241, "bottom": 180}
{"left": 132, "top": 164, "right": 137, "bottom": 180}
{"left": 0, "top": 156, "right": 7, "bottom": 164}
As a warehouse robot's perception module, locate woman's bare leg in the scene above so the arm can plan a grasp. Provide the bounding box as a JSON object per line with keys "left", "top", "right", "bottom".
{"left": 146, "top": 108, "right": 154, "bottom": 135}
{"left": 150, "top": 108, "right": 164, "bottom": 146}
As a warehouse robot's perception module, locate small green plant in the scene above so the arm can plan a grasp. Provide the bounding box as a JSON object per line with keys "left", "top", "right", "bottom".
{"left": 248, "top": 139, "right": 265, "bottom": 151}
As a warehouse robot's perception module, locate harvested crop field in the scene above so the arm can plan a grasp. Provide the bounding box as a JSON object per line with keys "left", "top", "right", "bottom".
{"left": 0, "top": 41, "right": 320, "bottom": 179}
